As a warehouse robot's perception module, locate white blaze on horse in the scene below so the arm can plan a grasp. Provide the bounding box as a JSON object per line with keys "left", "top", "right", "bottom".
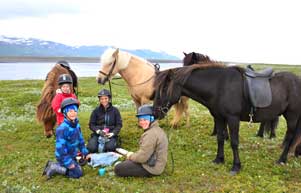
{"left": 97, "top": 48, "right": 190, "bottom": 127}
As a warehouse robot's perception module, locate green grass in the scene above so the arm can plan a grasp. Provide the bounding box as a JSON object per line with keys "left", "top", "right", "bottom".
{"left": 1, "top": 64, "right": 301, "bottom": 192}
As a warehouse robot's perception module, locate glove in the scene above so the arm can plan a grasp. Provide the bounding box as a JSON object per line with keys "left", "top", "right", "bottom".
{"left": 106, "top": 132, "right": 114, "bottom": 138}
{"left": 126, "top": 152, "right": 134, "bottom": 160}
{"left": 96, "top": 129, "right": 105, "bottom": 137}
{"left": 56, "top": 89, "right": 62, "bottom": 94}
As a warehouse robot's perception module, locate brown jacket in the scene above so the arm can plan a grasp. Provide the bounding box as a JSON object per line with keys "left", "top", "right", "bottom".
{"left": 129, "top": 121, "right": 168, "bottom": 175}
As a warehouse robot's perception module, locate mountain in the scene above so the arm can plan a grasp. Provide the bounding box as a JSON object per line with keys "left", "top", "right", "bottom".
{"left": 0, "top": 35, "right": 179, "bottom": 60}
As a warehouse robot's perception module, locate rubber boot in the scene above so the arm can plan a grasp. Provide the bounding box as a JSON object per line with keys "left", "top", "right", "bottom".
{"left": 45, "top": 162, "right": 67, "bottom": 179}
{"left": 42, "top": 160, "right": 55, "bottom": 176}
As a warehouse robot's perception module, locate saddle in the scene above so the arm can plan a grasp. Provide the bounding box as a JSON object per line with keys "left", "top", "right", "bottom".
{"left": 244, "top": 65, "right": 274, "bottom": 108}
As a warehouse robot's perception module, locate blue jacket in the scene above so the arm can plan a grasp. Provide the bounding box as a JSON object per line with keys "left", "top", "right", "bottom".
{"left": 55, "top": 118, "right": 89, "bottom": 168}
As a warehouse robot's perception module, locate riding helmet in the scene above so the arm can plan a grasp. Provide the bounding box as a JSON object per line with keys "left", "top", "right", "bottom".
{"left": 58, "top": 74, "right": 73, "bottom": 85}
{"left": 136, "top": 104, "right": 154, "bottom": 117}
{"left": 98, "top": 89, "right": 111, "bottom": 98}
{"left": 60, "top": 98, "right": 79, "bottom": 112}
{"left": 57, "top": 60, "right": 70, "bottom": 69}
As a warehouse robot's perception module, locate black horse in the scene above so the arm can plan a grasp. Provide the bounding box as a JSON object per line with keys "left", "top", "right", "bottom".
{"left": 183, "top": 51, "right": 279, "bottom": 139}
{"left": 153, "top": 64, "right": 301, "bottom": 174}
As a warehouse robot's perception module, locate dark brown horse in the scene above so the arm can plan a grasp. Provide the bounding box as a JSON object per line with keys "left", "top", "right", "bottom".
{"left": 36, "top": 62, "right": 78, "bottom": 137}
{"left": 183, "top": 52, "right": 279, "bottom": 139}
{"left": 153, "top": 64, "right": 301, "bottom": 174}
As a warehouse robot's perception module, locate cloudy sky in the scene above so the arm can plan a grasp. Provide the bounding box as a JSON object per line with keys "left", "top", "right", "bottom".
{"left": 0, "top": 0, "right": 300, "bottom": 64}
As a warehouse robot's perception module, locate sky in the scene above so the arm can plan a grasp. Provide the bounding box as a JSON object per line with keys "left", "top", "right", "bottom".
{"left": 0, "top": 0, "right": 301, "bottom": 64}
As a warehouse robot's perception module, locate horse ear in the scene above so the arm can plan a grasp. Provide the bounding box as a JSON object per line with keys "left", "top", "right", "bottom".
{"left": 183, "top": 52, "right": 187, "bottom": 56}
{"left": 113, "top": 48, "right": 119, "bottom": 57}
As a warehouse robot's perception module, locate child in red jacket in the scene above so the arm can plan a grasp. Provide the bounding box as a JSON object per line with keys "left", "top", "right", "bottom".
{"left": 51, "top": 74, "right": 78, "bottom": 125}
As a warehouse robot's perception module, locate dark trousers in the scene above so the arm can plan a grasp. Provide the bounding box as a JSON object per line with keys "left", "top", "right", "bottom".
{"left": 87, "top": 133, "right": 118, "bottom": 153}
{"left": 66, "top": 163, "right": 83, "bottom": 179}
{"left": 114, "top": 160, "right": 153, "bottom": 177}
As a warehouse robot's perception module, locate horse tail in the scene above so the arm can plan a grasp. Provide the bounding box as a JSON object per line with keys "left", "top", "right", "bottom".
{"left": 171, "top": 96, "right": 190, "bottom": 128}
{"left": 289, "top": 116, "right": 301, "bottom": 153}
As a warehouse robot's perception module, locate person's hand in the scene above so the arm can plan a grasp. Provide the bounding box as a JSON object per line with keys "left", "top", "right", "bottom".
{"left": 126, "top": 152, "right": 134, "bottom": 160}
{"left": 56, "top": 88, "right": 62, "bottom": 94}
{"left": 68, "top": 164, "right": 75, "bottom": 169}
{"left": 106, "top": 132, "right": 114, "bottom": 138}
{"left": 96, "top": 129, "right": 104, "bottom": 136}
{"left": 85, "top": 154, "right": 91, "bottom": 160}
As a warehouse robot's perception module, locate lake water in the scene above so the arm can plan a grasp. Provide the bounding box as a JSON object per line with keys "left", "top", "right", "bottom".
{"left": 0, "top": 62, "right": 182, "bottom": 80}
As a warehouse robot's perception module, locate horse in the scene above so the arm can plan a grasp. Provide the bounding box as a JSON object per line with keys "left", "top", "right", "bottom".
{"left": 183, "top": 52, "right": 279, "bottom": 139}
{"left": 36, "top": 63, "right": 78, "bottom": 138}
{"left": 153, "top": 64, "right": 301, "bottom": 174}
{"left": 96, "top": 48, "right": 190, "bottom": 127}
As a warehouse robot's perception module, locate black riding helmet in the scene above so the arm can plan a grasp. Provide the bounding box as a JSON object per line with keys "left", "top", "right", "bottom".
{"left": 58, "top": 74, "right": 73, "bottom": 85}
{"left": 136, "top": 104, "right": 154, "bottom": 117}
{"left": 98, "top": 89, "right": 111, "bottom": 98}
{"left": 60, "top": 98, "right": 79, "bottom": 112}
{"left": 57, "top": 60, "right": 70, "bottom": 69}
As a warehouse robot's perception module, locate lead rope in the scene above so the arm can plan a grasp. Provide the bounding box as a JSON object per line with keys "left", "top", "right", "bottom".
{"left": 163, "top": 113, "right": 175, "bottom": 175}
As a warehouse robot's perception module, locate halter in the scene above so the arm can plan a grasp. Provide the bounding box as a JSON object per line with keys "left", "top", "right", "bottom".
{"left": 98, "top": 56, "right": 118, "bottom": 82}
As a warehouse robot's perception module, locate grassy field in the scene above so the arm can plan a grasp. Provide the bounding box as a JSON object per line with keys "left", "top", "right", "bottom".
{"left": 1, "top": 64, "right": 301, "bottom": 192}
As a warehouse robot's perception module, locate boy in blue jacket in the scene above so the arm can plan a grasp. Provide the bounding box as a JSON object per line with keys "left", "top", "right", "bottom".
{"left": 43, "top": 98, "right": 91, "bottom": 179}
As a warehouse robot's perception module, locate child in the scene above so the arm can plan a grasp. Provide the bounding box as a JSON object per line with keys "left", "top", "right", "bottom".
{"left": 51, "top": 74, "right": 78, "bottom": 125}
{"left": 43, "top": 98, "right": 90, "bottom": 179}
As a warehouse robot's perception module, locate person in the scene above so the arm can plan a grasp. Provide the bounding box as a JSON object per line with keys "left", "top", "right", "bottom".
{"left": 51, "top": 74, "right": 78, "bottom": 125}
{"left": 42, "top": 98, "right": 91, "bottom": 179}
{"left": 87, "top": 89, "right": 122, "bottom": 153}
{"left": 114, "top": 104, "right": 168, "bottom": 177}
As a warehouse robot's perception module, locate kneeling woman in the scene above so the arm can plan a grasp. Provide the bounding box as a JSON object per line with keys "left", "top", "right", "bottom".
{"left": 114, "top": 104, "right": 168, "bottom": 177}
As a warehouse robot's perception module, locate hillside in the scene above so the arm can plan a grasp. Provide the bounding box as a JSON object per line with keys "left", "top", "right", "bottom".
{"left": 0, "top": 35, "right": 179, "bottom": 60}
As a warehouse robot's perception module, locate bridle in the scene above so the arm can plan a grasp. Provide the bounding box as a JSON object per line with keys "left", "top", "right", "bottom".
{"left": 98, "top": 56, "right": 118, "bottom": 83}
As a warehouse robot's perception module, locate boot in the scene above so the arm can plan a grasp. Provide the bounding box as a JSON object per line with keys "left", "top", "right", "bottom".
{"left": 42, "top": 160, "right": 55, "bottom": 176}
{"left": 45, "top": 162, "right": 67, "bottom": 179}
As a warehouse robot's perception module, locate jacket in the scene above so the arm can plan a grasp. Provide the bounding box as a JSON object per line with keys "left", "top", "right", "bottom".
{"left": 89, "top": 103, "right": 122, "bottom": 136}
{"left": 55, "top": 118, "right": 89, "bottom": 168}
{"left": 51, "top": 92, "right": 77, "bottom": 125}
{"left": 129, "top": 121, "right": 168, "bottom": 175}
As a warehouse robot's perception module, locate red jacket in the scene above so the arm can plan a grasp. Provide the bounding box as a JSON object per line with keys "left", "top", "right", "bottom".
{"left": 51, "top": 93, "right": 77, "bottom": 125}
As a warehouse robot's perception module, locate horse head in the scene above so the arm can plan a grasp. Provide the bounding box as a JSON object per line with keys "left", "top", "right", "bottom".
{"left": 183, "top": 52, "right": 212, "bottom": 66}
{"left": 153, "top": 69, "right": 182, "bottom": 119}
{"left": 97, "top": 48, "right": 123, "bottom": 84}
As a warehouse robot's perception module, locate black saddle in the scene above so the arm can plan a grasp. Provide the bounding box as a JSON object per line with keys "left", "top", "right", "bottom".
{"left": 244, "top": 65, "right": 274, "bottom": 108}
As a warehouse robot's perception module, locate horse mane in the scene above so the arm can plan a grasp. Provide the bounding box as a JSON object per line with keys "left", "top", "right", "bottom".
{"left": 155, "top": 63, "right": 225, "bottom": 98}
{"left": 183, "top": 52, "right": 225, "bottom": 67}
{"left": 36, "top": 64, "right": 70, "bottom": 123}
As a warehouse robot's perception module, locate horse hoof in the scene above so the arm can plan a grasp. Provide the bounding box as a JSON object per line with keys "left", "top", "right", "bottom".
{"left": 276, "top": 160, "right": 286, "bottom": 165}
{"left": 212, "top": 158, "right": 224, "bottom": 164}
{"left": 230, "top": 170, "right": 238, "bottom": 176}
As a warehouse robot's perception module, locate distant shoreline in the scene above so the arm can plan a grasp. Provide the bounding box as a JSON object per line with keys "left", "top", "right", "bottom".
{"left": 0, "top": 56, "right": 182, "bottom": 63}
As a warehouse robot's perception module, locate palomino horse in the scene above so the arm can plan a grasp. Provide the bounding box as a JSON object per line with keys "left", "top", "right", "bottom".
{"left": 183, "top": 52, "right": 279, "bottom": 139}
{"left": 97, "top": 48, "right": 189, "bottom": 127}
{"left": 153, "top": 64, "right": 301, "bottom": 174}
{"left": 36, "top": 62, "right": 78, "bottom": 137}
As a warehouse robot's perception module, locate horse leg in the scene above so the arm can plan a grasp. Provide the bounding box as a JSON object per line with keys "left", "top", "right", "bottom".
{"left": 227, "top": 116, "right": 241, "bottom": 175}
{"left": 269, "top": 117, "right": 279, "bottom": 139}
{"left": 44, "top": 118, "right": 56, "bottom": 138}
{"left": 256, "top": 122, "right": 265, "bottom": 138}
{"left": 277, "top": 114, "right": 298, "bottom": 164}
{"left": 212, "top": 118, "right": 226, "bottom": 164}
